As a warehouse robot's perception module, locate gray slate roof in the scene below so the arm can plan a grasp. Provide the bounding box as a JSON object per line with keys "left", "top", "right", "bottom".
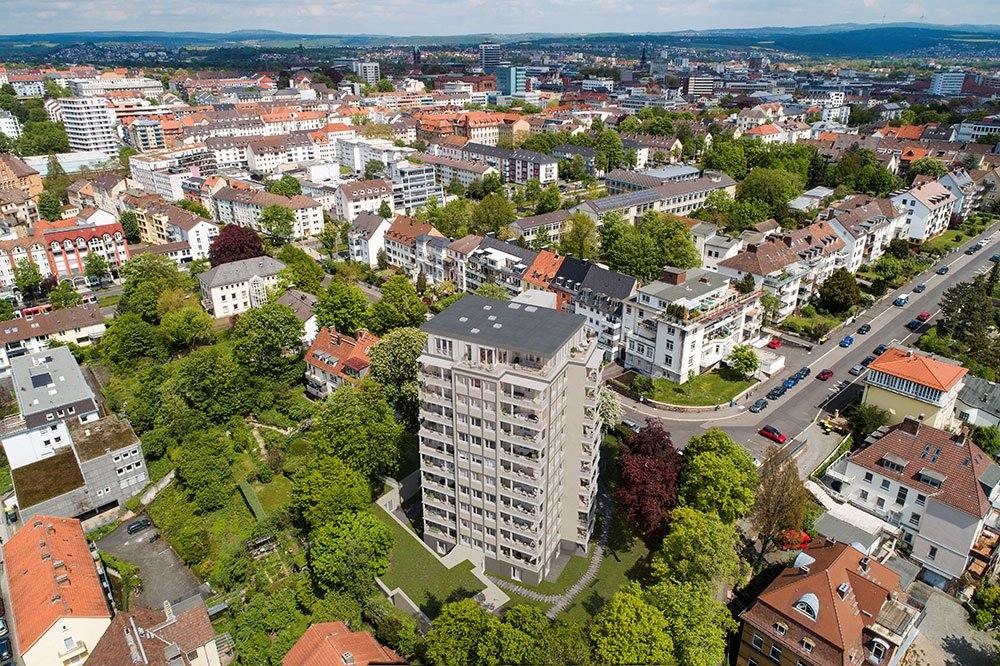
{"left": 421, "top": 295, "right": 585, "bottom": 357}
{"left": 199, "top": 256, "right": 286, "bottom": 289}
{"left": 959, "top": 375, "right": 1000, "bottom": 419}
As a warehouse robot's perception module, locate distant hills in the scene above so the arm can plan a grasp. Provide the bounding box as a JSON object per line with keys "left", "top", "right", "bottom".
{"left": 1, "top": 23, "right": 999, "bottom": 57}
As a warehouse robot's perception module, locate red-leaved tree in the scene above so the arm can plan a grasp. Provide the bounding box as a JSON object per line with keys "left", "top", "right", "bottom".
{"left": 615, "top": 420, "right": 684, "bottom": 542}
{"left": 208, "top": 224, "right": 267, "bottom": 267}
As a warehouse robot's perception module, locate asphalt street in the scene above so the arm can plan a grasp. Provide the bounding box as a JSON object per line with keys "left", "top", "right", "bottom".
{"left": 622, "top": 221, "right": 1000, "bottom": 463}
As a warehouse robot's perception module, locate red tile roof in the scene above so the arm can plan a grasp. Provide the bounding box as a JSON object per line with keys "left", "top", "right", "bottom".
{"left": 848, "top": 420, "right": 995, "bottom": 518}
{"left": 3, "top": 516, "right": 111, "bottom": 654}
{"left": 305, "top": 328, "right": 380, "bottom": 385}
{"left": 867, "top": 348, "right": 967, "bottom": 392}
{"left": 282, "top": 622, "right": 403, "bottom": 666}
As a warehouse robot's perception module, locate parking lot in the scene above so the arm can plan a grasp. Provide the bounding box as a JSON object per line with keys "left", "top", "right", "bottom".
{"left": 96, "top": 515, "right": 204, "bottom": 608}
{"left": 907, "top": 581, "right": 997, "bottom": 666}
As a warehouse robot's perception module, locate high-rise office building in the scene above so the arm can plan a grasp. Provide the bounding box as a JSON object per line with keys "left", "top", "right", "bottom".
{"left": 60, "top": 97, "right": 118, "bottom": 153}
{"left": 354, "top": 61, "right": 381, "bottom": 86}
{"left": 930, "top": 71, "right": 967, "bottom": 97}
{"left": 496, "top": 66, "right": 526, "bottom": 96}
{"left": 479, "top": 42, "right": 501, "bottom": 73}
{"left": 418, "top": 296, "right": 603, "bottom": 585}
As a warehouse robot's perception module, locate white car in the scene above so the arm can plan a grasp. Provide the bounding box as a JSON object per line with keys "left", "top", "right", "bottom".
{"left": 0, "top": 617, "right": 8, "bottom": 637}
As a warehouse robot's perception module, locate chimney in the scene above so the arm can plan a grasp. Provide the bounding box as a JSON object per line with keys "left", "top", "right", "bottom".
{"left": 661, "top": 267, "right": 686, "bottom": 285}
{"left": 899, "top": 416, "right": 921, "bottom": 436}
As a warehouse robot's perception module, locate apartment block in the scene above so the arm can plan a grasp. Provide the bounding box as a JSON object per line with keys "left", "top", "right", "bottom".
{"left": 418, "top": 296, "right": 602, "bottom": 585}
{"left": 891, "top": 181, "right": 956, "bottom": 242}
{"left": 862, "top": 348, "right": 967, "bottom": 431}
{"left": 198, "top": 256, "right": 286, "bottom": 317}
{"left": 60, "top": 97, "right": 118, "bottom": 154}
{"left": 623, "top": 267, "right": 763, "bottom": 383}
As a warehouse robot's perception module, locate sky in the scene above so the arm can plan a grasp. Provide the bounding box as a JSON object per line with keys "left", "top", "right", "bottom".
{"left": 3, "top": 0, "right": 1000, "bottom": 36}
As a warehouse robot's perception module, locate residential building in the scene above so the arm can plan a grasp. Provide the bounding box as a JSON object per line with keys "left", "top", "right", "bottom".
{"left": 333, "top": 179, "right": 395, "bottom": 223}
{"left": 717, "top": 237, "right": 807, "bottom": 322}
{"left": 411, "top": 152, "right": 499, "bottom": 189}
{"left": 891, "top": 181, "right": 957, "bottom": 242}
{"left": 0, "top": 304, "right": 106, "bottom": 377}
{"left": 507, "top": 210, "right": 572, "bottom": 246}
{"left": 863, "top": 348, "right": 968, "bottom": 430}
{"left": 383, "top": 215, "right": 445, "bottom": 274}
{"left": 0, "top": 152, "right": 43, "bottom": 199}
{"left": 131, "top": 199, "right": 219, "bottom": 261}
{"left": 736, "top": 539, "right": 921, "bottom": 666}
{"left": 682, "top": 75, "right": 716, "bottom": 97}
{"left": 388, "top": 159, "right": 444, "bottom": 213}
{"left": 691, "top": 222, "right": 744, "bottom": 270}
{"left": 276, "top": 288, "right": 319, "bottom": 344}
{"left": 479, "top": 42, "right": 501, "bottom": 73}
{"left": 348, "top": 212, "right": 393, "bottom": 267}
{"left": 4, "top": 516, "right": 113, "bottom": 666}
{"left": 0, "top": 188, "right": 37, "bottom": 227}
{"left": 930, "top": 71, "right": 967, "bottom": 96}
{"left": 354, "top": 61, "right": 381, "bottom": 86}
{"left": 956, "top": 118, "right": 1000, "bottom": 142}
{"left": 282, "top": 622, "right": 403, "bottom": 666}
{"left": 3, "top": 348, "right": 147, "bottom": 522}
{"left": 826, "top": 418, "right": 1000, "bottom": 584}
{"left": 211, "top": 187, "right": 323, "bottom": 239}
{"left": 127, "top": 119, "right": 166, "bottom": 151}
{"left": 335, "top": 137, "right": 414, "bottom": 173}
{"left": 418, "top": 295, "right": 603, "bottom": 585}
{"left": 304, "top": 328, "right": 380, "bottom": 399}
{"left": 938, "top": 169, "right": 981, "bottom": 220}
{"left": 622, "top": 267, "right": 763, "bottom": 383}
{"left": 462, "top": 143, "right": 558, "bottom": 185}
{"left": 68, "top": 76, "right": 164, "bottom": 97}
{"left": 554, "top": 259, "right": 638, "bottom": 361}
{"left": 198, "top": 256, "right": 285, "bottom": 316}
{"left": 88, "top": 596, "right": 221, "bottom": 666}
{"left": 574, "top": 172, "right": 737, "bottom": 223}
{"left": 957, "top": 375, "right": 1000, "bottom": 428}
{"left": 60, "top": 97, "right": 118, "bottom": 154}
{"left": 465, "top": 236, "right": 538, "bottom": 296}
{"left": 551, "top": 144, "right": 598, "bottom": 175}
{"left": 0, "top": 109, "right": 22, "bottom": 139}
{"left": 824, "top": 196, "right": 906, "bottom": 273}
{"left": 65, "top": 173, "right": 126, "bottom": 214}
{"left": 129, "top": 145, "right": 217, "bottom": 200}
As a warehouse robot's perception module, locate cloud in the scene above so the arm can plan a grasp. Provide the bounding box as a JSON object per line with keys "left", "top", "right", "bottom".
{"left": 1, "top": 0, "right": 997, "bottom": 35}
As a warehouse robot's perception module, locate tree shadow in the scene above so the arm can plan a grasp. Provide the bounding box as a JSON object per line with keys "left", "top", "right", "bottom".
{"left": 941, "top": 634, "right": 997, "bottom": 666}
{"left": 420, "top": 587, "right": 481, "bottom": 619}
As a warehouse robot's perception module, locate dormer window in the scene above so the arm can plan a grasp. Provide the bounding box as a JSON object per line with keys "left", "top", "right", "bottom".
{"left": 801, "top": 638, "right": 815, "bottom": 653}
{"left": 775, "top": 622, "right": 787, "bottom": 636}
{"left": 870, "top": 638, "right": 889, "bottom": 663}
{"left": 793, "top": 593, "right": 819, "bottom": 621}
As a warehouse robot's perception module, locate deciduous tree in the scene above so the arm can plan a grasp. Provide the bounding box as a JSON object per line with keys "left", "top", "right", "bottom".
{"left": 259, "top": 204, "right": 296, "bottom": 240}
{"left": 367, "top": 327, "right": 427, "bottom": 428}
{"left": 589, "top": 583, "right": 675, "bottom": 666}
{"left": 268, "top": 174, "right": 302, "bottom": 197}
{"left": 316, "top": 279, "right": 370, "bottom": 335}
{"left": 310, "top": 510, "right": 393, "bottom": 599}
{"left": 817, "top": 268, "right": 861, "bottom": 315}
{"left": 651, "top": 506, "right": 747, "bottom": 588}
{"left": 231, "top": 303, "right": 304, "bottom": 378}
{"left": 119, "top": 210, "right": 141, "bottom": 242}
{"left": 727, "top": 344, "right": 759, "bottom": 380}
{"left": 208, "top": 224, "right": 267, "bottom": 267}
{"left": 475, "top": 282, "right": 510, "bottom": 300}
{"left": 312, "top": 383, "right": 403, "bottom": 480}
{"left": 680, "top": 428, "right": 757, "bottom": 524}
{"left": 616, "top": 422, "right": 685, "bottom": 540}
{"left": 559, "top": 212, "right": 600, "bottom": 260}
{"left": 751, "top": 447, "right": 808, "bottom": 566}
{"left": 291, "top": 456, "right": 371, "bottom": 533}
{"left": 38, "top": 190, "right": 63, "bottom": 221}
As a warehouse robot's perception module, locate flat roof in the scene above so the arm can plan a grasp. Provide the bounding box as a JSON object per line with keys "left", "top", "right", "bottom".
{"left": 11, "top": 347, "right": 94, "bottom": 418}
{"left": 421, "top": 294, "right": 585, "bottom": 357}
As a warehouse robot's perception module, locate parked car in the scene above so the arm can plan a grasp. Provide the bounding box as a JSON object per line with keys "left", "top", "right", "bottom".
{"left": 916, "top": 311, "right": 931, "bottom": 322}
{"left": 857, "top": 323, "right": 872, "bottom": 334}
{"left": 621, "top": 420, "right": 640, "bottom": 433}
{"left": 767, "top": 386, "right": 787, "bottom": 400}
{"left": 861, "top": 355, "right": 877, "bottom": 367}
{"left": 849, "top": 364, "right": 866, "bottom": 376}
{"left": 749, "top": 399, "right": 768, "bottom": 413}
{"left": 839, "top": 336, "right": 854, "bottom": 348}
{"left": 127, "top": 518, "right": 152, "bottom": 535}
{"left": 0, "top": 618, "right": 7, "bottom": 637}
{"left": 906, "top": 319, "right": 923, "bottom": 331}
{"left": 966, "top": 247, "right": 977, "bottom": 255}
{"left": 874, "top": 344, "right": 889, "bottom": 355}
{"left": 783, "top": 376, "right": 800, "bottom": 388}
{"left": 0, "top": 637, "right": 10, "bottom": 661}
{"left": 937, "top": 266, "right": 950, "bottom": 275}
{"left": 767, "top": 338, "right": 782, "bottom": 349}
{"left": 991, "top": 254, "right": 1000, "bottom": 263}
{"left": 795, "top": 366, "right": 811, "bottom": 379}
{"left": 893, "top": 294, "right": 909, "bottom": 306}
{"left": 817, "top": 369, "right": 834, "bottom": 381}
{"left": 914, "top": 283, "right": 926, "bottom": 293}
{"left": 759, "top": 425, "right": 787, "bottom": 444}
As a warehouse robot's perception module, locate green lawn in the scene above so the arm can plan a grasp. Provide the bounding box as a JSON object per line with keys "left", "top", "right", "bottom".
{"left": 98, "top": 293, "right": 121, "bottom": 308}
{"left": 373, "top": 504, "right": 485, "bottom": 618}
{"left": 652, "top": 367, "right": 753, "bottom": 406}
{"left": 254, "top": 474, "right": 293, "bottom": 514}
{"left": 558, "top": 519, "right": 650, "bottom": 623}
{"left": 780, "top": 310, "right": 846, "bottom": 340}
{"left": 922, "top": 229, "right": 969, "bottom": 254}
{"left": 494, "top": 552, "right": 592, "bottom": 597}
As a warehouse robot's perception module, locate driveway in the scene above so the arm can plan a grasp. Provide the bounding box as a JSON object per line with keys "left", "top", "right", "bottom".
{"left": 906, "top": 581, "right": 996, "bottom": 666}
{"left": 96, "top": 516, "right": 204, "bottom": 609}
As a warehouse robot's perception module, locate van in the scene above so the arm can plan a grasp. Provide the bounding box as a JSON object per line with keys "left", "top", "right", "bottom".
{"left": 893, "top": 294, "right": 909, "bottom": 306}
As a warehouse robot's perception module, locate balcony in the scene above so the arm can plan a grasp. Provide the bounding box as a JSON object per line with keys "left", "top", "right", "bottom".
{"left": 501, "top": 497, "right": 539, "bottom": 517}
{"left": 58, "top": 640, "right": 88, "bottom": 660}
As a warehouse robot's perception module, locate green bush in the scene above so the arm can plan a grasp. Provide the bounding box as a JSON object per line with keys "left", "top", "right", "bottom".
{"left": 256, "top": 460, "right": 274, "bottom": 484}
{"left": 257, "top": 408, "right": 294, "bottom": 430}
{"left": 631, "top": 374, "right": 654, "bottom": 396}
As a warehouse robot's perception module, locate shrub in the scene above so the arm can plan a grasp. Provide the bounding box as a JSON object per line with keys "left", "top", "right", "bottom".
{"left": 631, "top": 374, "right": 654, "bottom": 396}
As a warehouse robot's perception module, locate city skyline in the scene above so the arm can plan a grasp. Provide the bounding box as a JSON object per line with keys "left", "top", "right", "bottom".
{"left": 4, "top": 1, "right": 1000, "bottom": 37}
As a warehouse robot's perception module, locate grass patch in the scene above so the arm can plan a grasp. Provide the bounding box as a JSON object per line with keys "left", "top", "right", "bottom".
{"left": 780, "top": 310, "right": 846, "bottom": 340}
{"left": 558, "top": 518, "right": 650, "bottom": 623}
{"left": 651, "top": 367, "right": 753, "bottom": 406}
{"left": 373, "top": 504, "right": 485, "bottom": 618}
{"left": 494, "top": 553, "right": 592, "bottom": 596}
{"left": 812, "top": 436, "right": 852, "bottom": 481}
{"left": 254, "top": 474, "right": 293, "bottom": 514}
{"left": 146, "top": 457, "right": 173, "bottom": 484}
{"left": 922, "top": 229, "right": 969, "bottom": 255}
{"left": 98, "top": 293, "right": 121, "bottom": 308}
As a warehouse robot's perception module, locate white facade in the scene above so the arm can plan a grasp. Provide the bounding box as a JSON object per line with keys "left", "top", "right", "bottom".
{"left": 0, "top": 110, "right": 23, "bottom": 139}
{"left": 60, "top": 98, "right": 118, "bottom": 154}
{"left": 354, "top": 62, "right": 381, "bottom": 85}
{"left": 892, "top": 182, "right": 956, "bottom": 242}
{"left": 930, "top": 71, "right": 966, "bottom": 97}
{"left": 68, "top": 77, "right": 163, "bottom": 97}
{"left": 347, "top": 217, "right": 392, "bottom": 267}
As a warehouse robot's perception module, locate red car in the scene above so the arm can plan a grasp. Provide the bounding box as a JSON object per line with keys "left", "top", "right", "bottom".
{"left": 781, "top": 529, "right": 813, "bottom": 550}
{"left": 817, "top": 369, "right": 834, "bottom": 381}
{"left": 767, "top": 338, "right": 782, "bottom": 349}
{"left": 759, "top": 425, "right": 786, "bottom": 444}
{"left": 916, "top": 311, "right": 931, "bottom": 322}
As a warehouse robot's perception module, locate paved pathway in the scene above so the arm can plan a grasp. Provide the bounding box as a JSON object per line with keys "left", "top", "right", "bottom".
{"left": 486, "top": 485, "right": 614, "bottom": 619}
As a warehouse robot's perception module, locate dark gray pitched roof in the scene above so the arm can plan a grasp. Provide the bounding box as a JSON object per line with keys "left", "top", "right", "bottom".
{"left": 349, "top": 212, "right": 388, "bottom": 240}
{"left": 421, "top": 295, "right": 584, "bottom": 357}
{"left": 199, "top": 256, "right": 285, "bottom": 289}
